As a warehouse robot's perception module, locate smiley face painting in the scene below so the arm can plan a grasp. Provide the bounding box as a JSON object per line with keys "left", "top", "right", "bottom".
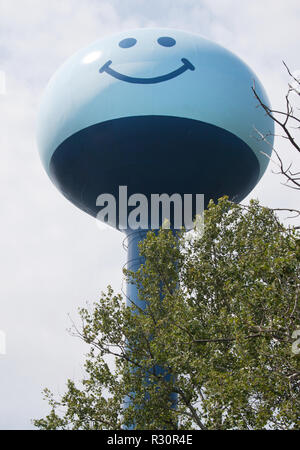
{"left": 100, "top": 36, "right": 195, "bottom": 84}
{"left": 37, "top": 28, "right": 274, "bottom": 224}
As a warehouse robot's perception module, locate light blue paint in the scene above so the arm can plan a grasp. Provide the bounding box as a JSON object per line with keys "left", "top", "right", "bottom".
{"left": 37, "top": 28, "right": 274, "bottom": 181}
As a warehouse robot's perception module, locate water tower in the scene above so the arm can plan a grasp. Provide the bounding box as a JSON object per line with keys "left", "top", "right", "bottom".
{"left": 37, "top": 28, "right": 273, "bottom": 420}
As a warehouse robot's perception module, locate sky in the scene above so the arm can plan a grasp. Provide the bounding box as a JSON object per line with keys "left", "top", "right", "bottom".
{"left": 0, "top": 0, "right": 299, "bottom": 429}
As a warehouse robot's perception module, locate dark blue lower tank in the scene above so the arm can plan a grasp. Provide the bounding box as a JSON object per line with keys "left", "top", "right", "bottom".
{"left": 49, "top": 115, "right": 260, "bottom": 225}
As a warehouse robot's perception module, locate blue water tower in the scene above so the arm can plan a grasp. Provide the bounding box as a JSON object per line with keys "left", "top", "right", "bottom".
{"left": 37, "top": 28, "right": 273, "bottom": 422}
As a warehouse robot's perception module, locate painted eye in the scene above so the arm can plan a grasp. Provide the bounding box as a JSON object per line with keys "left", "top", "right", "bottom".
{"left": 157, "top": 36, "right": 176, "bottom": 47}
{"left": 119, "top": 38, "right": 137, "bottom": 48}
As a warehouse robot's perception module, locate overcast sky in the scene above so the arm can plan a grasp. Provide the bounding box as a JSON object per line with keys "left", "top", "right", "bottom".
{"left": 0, "top": 0, "right": 299, "bottom": 429}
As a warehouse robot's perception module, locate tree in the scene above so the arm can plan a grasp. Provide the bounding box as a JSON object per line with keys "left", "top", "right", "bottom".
{"left": 34, "top": 197, "right": 300, "bottom": 430}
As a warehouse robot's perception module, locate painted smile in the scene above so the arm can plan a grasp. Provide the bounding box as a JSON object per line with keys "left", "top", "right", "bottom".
{"left": 99, "top": 58, "right": 195, "bottom": 84}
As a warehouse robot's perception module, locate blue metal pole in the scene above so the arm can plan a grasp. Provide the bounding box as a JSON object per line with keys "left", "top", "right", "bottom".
{"left": 125, "top": 229, "right": 148, "bottom": 311}
{"left": 123, "top": 229, "right": 177, "bottom": 427}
